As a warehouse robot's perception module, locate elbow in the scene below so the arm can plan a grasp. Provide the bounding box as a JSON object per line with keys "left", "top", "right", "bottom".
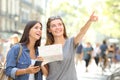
{"left": 5, "top": 67, "right": 18, "bottom": 79}
{"left": 5, "top": 68, "right": 11, "bottom": 77}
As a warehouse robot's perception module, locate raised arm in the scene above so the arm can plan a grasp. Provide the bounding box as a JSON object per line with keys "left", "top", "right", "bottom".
{"left": 74, "top": 12, "right": 98, "bottom": 45}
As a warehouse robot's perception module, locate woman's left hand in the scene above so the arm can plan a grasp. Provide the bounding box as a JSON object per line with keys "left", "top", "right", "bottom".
{"left": 89, "top": 11, "right": 98, "bottom": 22}
{"left": 36, "top": 56, "right": 44, "bottom": 61}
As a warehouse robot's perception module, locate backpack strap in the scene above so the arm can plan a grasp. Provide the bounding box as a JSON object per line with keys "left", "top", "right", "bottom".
{"left": 1, "top": 43, "right": 22, "bottom": 68}
{"left": 16, "top": 43, "right": 22, "bottom": 63}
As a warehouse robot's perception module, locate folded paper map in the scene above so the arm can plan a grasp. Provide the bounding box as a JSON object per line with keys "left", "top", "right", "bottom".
{"left": 38, "top": 44, "right": 63, "bottom": 65}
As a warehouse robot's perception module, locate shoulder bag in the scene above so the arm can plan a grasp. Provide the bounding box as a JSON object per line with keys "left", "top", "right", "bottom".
{"left": 0, "top": 43, "right": 22, "bottom": 80}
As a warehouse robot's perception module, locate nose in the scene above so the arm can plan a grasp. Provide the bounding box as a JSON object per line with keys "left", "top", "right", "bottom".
{"left": 37, "top": 29, "right": 42, "bottom": 33}
{"left": 56, "top": 25, "right": 61, "bottom": 28}
{"left": 38, "top": 27, "right": 42, "bottom": 31}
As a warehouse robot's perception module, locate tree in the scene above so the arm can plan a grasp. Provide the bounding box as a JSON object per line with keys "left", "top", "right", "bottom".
{"left": 46, "top": 0, "right": 120, "bottom": 43}
{"left": 104, "top": 0, "right": 120, "bottom": 38}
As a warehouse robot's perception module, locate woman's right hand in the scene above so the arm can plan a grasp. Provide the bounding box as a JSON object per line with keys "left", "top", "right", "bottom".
{"left": 16, "top": 65, "right": 40, "bottom": 76}
{"left": 25, "top": 65, "right": 40, "bottom": 74}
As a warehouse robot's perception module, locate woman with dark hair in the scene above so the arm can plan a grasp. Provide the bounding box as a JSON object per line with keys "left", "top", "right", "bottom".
{"left": 45, "top": 12, "right": 98, "bottom": 80}
{"left": 5, "top": 21, "right": 48, "bottom": 80}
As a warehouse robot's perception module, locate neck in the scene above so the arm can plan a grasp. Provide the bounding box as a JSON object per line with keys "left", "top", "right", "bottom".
{"left": 28, "top": 37, "right": 36, "bottom": 49}
{"left": 54, "top": 36, "right": 66, "bottom": 45}
{"left": 27, "top": 41, "right": 35, "bottom": 50}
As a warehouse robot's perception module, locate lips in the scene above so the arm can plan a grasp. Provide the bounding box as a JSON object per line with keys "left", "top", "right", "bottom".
{"left": 55, "top": 29, "right": 63, "bottom": 33}
{"left": 35, "top": 33, "right": 41, "bottom": 38}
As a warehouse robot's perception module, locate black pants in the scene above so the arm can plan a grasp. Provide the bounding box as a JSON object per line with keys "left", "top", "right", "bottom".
{"left": 84, "top": 54, "right": 91, "bottom": 67}
{"left": 94, "top": 56, "right": 99, "bottom": 65}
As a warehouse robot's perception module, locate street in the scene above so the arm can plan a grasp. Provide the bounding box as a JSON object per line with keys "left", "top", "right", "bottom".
{"left": 77, "top": 72, "right": 108, "bottom": 80}
{"left": 75, "top": 59, "right": 113, "bottom": 80}
{"left": 43, "top": 59, "right": 120, "bottom": 80}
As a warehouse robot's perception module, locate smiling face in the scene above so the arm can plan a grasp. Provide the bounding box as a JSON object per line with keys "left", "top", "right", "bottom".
{"left": 29, "top": 23, "right": 42, "bottom": 42}
{"left": 46, "top": 17, "right": 68, "bottom": 45}
{"left": 49, "top": 19, "right": 64, "bottom": 38}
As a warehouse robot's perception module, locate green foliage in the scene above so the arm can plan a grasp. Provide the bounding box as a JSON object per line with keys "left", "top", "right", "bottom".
{"left": 104, "top": 0, "right": 120, "bottom": 38}
{"left": 47, "top": 0, "right": 120, "bottom": 39}
{"left": 48, "top": 0, "right": 92, "bottom": 36}
{"left": 106, "top": 0, "right": 120, "bottom": 22}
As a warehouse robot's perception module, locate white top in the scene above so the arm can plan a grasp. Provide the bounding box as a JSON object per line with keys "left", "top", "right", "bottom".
{"left": 28, "top": 59, "right": 36, "bottom": 80}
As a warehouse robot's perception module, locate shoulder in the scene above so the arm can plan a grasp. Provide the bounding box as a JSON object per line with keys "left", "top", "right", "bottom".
{"left": 10, "top": 43, "right": 21, "bottom": 50}
{"left": 65, "top": 37, "right": 74, "bottom": 44}
{"left": 7, "top": 43, "right": 22, "bottom": 59}
{"left": 64, "top": 37, "right": 77, "bottom": 50}
{"left": 8, "top": 43, "right": 22, "bottom": 54}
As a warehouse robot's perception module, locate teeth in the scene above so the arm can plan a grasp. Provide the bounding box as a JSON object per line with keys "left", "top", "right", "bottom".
{"left": 36, "top": 34, "right": 40, "bottom": 36}
{"left": 55, "top": 30, "right": 61, "bottom": 33}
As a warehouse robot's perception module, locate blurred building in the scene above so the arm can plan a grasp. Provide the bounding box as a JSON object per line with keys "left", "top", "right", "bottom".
{"left": 0, "top": 0, "right": 44, "bottom": 38}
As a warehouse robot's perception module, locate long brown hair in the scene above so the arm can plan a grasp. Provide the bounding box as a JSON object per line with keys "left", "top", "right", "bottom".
{"left": 19, "top": 20, "right": 42, "bottom": 48}
{"left": 45, "top": 16, "right": 68, "bottom": 45}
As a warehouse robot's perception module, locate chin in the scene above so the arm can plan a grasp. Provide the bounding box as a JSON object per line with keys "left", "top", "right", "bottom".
{"left": 35, "top": 37, "right": 40, "bottom": 40}
{"left": 55, "top": 34, "right": 63, "bottom": 37}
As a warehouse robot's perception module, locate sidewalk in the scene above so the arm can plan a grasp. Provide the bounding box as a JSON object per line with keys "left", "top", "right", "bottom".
{"left": 43, "top": 59, "right": 120, "bottom": 80}
{"left": 75, "top": 59, "right": 109, "bottom": 80}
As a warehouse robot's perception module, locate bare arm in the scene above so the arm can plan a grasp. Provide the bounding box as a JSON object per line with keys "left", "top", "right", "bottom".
{"left": 74, "top": 12, "right": 98, "bottom": 45}
{"left": 36, "top": 56, "right": 48, "bottom": 77}
{"left": 41, "top": 65, "right": 48, "bottom": 77}
{"left": 16, "top": 65, "right": 48, "bottom": 77}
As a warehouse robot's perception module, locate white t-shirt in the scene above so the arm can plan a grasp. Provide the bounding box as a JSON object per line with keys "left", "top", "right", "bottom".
{"left": 29, "top": 59, "right": 36, "bottom": 80}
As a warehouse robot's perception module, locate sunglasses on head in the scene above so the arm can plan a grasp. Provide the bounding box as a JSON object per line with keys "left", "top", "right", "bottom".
{"left": 48, "top": 16, "right": 61, "bottom": 20}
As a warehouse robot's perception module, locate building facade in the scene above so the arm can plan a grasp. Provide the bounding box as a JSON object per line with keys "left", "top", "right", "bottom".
{"left": 0, "top": 0, "right": 43, "bottom": 35}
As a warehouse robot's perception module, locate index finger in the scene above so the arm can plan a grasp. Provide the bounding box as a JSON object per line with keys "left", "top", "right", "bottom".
{"left": 34, "top": 66, "right": 40, "bottom": 69}
{"left": 91, "top": 11, "right": 95, "bottom": 16}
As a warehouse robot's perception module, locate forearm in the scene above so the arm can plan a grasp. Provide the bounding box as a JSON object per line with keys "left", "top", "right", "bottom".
{"left": 41, "top": 65, "right": 48, "bottom": 77}
{"left": 15, "top": 68, "right": 28, "bottom": 76}
{"left": 74, "top": 20, "right": 92, "bottom": 45}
